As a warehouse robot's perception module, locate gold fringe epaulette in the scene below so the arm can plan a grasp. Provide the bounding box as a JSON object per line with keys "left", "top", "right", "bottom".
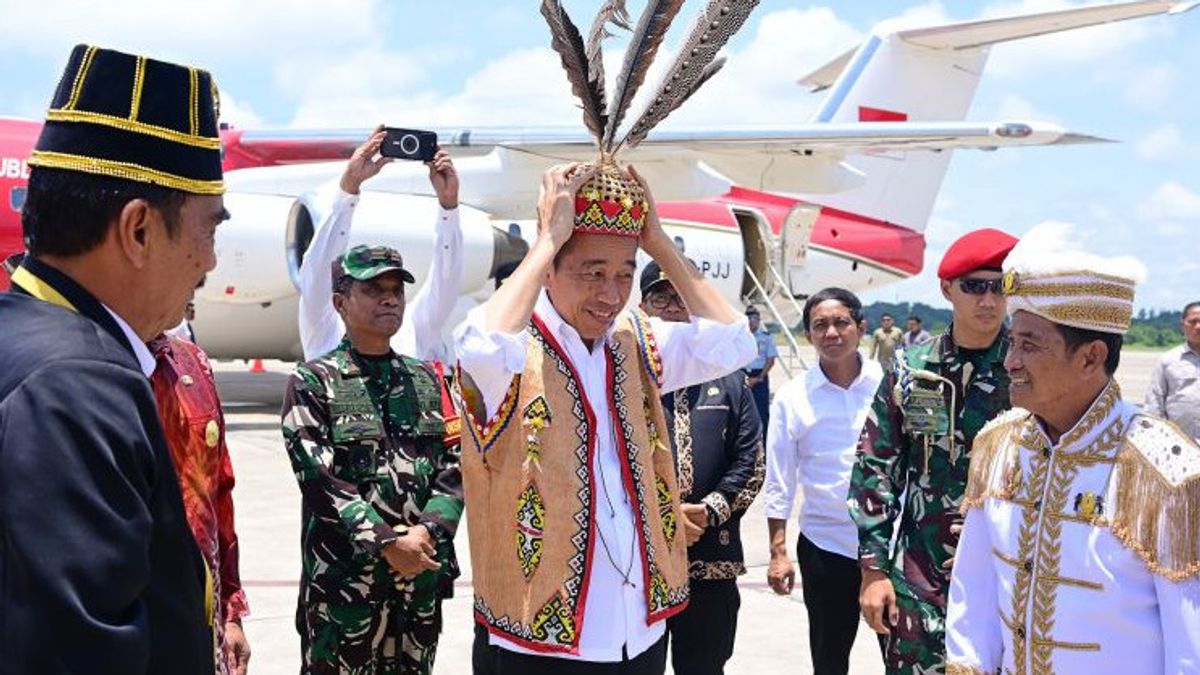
{"left": 961, "top": 408, "right": 1031, "bottom": 513}
{"left": 946, "top": 663, "right": 988, "bottom": 675}
{"left": 1108, "top": 415, "right": 1200, "bottom": 582}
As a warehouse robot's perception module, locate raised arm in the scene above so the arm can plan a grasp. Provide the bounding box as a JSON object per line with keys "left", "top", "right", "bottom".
{"left": 393, "top": 149, "right": 463, "bottom": 361}
{"left": 630, "top": 165, "right": 740, "bottom": 326}
{"left": 482, "top": 163, "right": 592, "bottom": 334}
{"left": 298, "top": 128, "right": 391, "bottom": 360}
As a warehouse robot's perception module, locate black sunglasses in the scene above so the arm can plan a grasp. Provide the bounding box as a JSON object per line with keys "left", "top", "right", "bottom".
{"left": 958, "top": 277, "right": 1005, "bottom": 296}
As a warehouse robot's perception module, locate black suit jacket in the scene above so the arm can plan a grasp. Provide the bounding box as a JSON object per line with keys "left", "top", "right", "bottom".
{"left": 661, "top": 371, "right": 765, "bottom": 580}
{"left": 0, "top": 258, "right": 213, "bottom": 674}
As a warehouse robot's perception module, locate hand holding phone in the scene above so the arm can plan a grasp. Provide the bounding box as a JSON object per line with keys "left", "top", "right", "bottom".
{"left": 380, "top": 127, "right": 438, "bottom": 162}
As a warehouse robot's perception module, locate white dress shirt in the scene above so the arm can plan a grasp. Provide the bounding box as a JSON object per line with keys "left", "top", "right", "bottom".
{"left": 104, "top": 305, "right": 156, "bottom": 377}
{"left": 763, "top": 356, "right": 882, "bottom": 559}
{"left": 454, "top": 290, "right": 756, "bottom": 662}
{"left": 296, "top": 182, "right": 463, "bottom": 361}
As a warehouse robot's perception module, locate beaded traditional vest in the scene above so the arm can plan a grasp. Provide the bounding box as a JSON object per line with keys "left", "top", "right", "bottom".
{"left": 459, "top": 310, "right": 689, "bottom": 654}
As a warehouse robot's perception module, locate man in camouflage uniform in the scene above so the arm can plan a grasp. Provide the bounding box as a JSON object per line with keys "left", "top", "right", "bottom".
{"left": 282, "top": 245, "right": 464, "bottom": 675}
{"left": 848, "top": 229, "right": 1017, "bottom": 674}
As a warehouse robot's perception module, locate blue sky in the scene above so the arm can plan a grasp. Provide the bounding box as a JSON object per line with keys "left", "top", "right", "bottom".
{"left": 1, "top": 0, "right": 1196, "bottom": 310}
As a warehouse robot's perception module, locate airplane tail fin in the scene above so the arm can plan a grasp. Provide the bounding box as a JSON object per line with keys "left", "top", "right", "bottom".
{"left": 799, "top": 0, "right": 1195, "bottom": 234}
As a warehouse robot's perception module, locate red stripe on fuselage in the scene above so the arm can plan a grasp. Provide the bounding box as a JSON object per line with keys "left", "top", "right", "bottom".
{"left": 659, "top": 187, "right": 924, "bottom": 276}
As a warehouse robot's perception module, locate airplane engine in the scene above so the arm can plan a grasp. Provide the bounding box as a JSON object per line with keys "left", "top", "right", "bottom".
{"left": 197, "top": 192, "right": 298, "bottom": 305}
{"left": 191, "top": 189, "right": 528, "bottom": 360}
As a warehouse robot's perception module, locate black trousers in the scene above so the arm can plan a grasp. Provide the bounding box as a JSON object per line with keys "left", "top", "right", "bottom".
{"left": 746, "top": 369, "right": 771, "bottom": 430}
{"left": 473, "top": 622, "right": 668, "bottom": 675}
{"left": 796, "top": 532, "right": 862, "bottom": 675}
{"left": 667, "top": 579, "right": 740, "bottom": 675}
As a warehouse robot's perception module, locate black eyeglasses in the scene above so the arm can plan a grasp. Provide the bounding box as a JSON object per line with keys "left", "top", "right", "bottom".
{"left": 645, "top": 291, "right": 686, "bottom": 310}
{"left": 958, "top": 277, "right": 1005, "bottom": 296}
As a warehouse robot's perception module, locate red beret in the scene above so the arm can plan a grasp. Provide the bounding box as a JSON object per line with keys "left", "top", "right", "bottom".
{"left": 937, "top": 228, "right": 1018, "bottom": 280}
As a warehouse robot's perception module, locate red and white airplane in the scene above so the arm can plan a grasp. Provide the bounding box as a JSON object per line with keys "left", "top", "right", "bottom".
{"left": 0, "top": 0, "right": 1191, "bottom": 359}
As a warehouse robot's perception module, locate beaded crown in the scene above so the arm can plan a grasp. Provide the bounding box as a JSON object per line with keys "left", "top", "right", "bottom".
{"left": 540, "top": 0, "right": 761, "bottom": 236}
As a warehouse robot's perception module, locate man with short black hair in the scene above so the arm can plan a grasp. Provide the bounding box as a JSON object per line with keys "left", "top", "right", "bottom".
{"left": 870, "top": 313, "right": 904, "bottom": 371}
{"left": 903, "top": 315, "right": 931, "bottom": 349}
{"left": 0, "top": 44, "right": 224, "bottom": 674}
{"left": 766, "top": 287, "right": 883, "bottom": 674}
{"left": 283, "top": 244, "right": 463, "bottom": 674}
{"left": 1144, "top": 300, "right": 1200, "bottom": 438}
{"left": 850, "top": 228, "right": 1018, "bottom": 674}
{"left": 640, "top": 262, "right": 765, "bottom": 675}
{"left": 946, "top": 224, "right": 1200, "bottom": 674}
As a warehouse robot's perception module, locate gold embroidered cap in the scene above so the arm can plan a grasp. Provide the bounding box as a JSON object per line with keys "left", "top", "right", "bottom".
{"left": 28, "top": 44, "right": 224, "bottom": 195}
{"left": 541, "top": 0, "right": 762, "bottom": 238}
{"left": 1002, "top": 222, "right": 1145, "bottom": 335}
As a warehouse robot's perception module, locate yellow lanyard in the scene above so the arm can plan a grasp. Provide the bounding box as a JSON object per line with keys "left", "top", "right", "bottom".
{"left": 10, "top": 266, "right": 76, "bottom": 311}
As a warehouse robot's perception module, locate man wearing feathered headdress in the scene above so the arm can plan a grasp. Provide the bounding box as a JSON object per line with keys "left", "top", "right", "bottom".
{"left": 454, "top": 2, "right": 762, "bottom": 670}
{"left": 945, "top": 223, "right": 1200, "bottom": 674}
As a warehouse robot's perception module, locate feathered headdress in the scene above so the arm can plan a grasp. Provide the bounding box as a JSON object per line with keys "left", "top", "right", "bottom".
{"left": 540, "top": 0, "right": 760, "bottom": 237}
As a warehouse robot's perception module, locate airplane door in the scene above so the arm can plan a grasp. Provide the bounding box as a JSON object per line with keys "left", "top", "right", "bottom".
{"left": 780, "top": 203, "right": 820, "bottom": 298}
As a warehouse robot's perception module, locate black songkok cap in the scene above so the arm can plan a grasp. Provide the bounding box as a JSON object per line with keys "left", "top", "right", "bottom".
{"left": 28, "top": 44, "right": 224, "bottom": 195}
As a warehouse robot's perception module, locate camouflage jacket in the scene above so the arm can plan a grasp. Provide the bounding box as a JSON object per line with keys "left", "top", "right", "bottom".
{"left": 848, "top": 325, "right": 1011, "bottom": 605}
{"left": 281, "top": 338, "right": 464, "bottom": 605}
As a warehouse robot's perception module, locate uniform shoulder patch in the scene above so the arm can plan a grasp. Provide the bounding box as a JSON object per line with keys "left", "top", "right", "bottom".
{"left": 976, "top": 407, "right": 1031, "bottom": 442}
{"left": 1107, "top": 413, "right": 1200, "bottom": 581}
{"left": 1123, "top": 414, "right": 1200, "bottom": 487}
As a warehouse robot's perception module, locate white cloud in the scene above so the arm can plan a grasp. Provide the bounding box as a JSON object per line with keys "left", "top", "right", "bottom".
{"left": 1138, "top": 182, "right": 1200, "bottom": 222}
{"left": 0, "top": 0, "right": 378, "bottom": 61}
{"left": 1134, "top": 124, "right": 1184, "bottom": 162}
{"left": 217, "top": 92, "right": 262, "bottom": 128}
{"left": 1123, "top": 62, "right": 1181, "bottom": 111}
{"left": 286, "top": 6, "right": 866, "bottom": 130}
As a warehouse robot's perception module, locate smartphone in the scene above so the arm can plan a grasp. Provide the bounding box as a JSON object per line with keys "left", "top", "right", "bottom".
{"left": 380, "top": 127, "right": 438, "bottom": 162}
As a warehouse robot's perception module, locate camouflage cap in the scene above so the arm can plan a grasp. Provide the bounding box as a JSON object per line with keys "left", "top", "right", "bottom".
{"left": 332, "top": 245, "right": 415, "bottom": 286}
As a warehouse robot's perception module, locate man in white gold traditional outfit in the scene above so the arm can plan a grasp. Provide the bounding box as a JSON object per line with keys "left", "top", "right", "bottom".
{"left": 945, "top": 224, "right": 1200, "bottom": 675}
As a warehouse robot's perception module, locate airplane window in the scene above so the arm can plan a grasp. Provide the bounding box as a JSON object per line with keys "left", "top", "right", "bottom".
{"left": 9, "top": 187, "right": 26, "bottom": 212}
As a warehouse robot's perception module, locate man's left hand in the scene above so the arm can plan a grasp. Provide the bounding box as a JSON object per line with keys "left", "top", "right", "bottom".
{"left": 224, "top": 620, "right": 251, "bottom": 675}
{"left": 427, "top": 149, "right": 459, "bottom": 210}
{"left": 680, "top": 503, "right": 708, "bottom": 547}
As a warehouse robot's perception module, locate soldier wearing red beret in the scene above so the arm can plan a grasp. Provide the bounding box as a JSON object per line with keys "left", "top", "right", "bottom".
{"left": 848, "top": 228, "right": 1017, "bottom": 674}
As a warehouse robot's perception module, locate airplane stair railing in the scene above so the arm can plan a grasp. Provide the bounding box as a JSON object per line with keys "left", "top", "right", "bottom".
{"left": 743, "top": 262, "right": 808, "bottom": 378}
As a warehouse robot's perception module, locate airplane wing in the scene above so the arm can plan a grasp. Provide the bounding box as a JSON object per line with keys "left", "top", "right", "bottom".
{"left": 800, "top": 0, "right": 1197, "bottom": 91}
{"left": 228, "top": 120, "right": 1103, "bottom": 204}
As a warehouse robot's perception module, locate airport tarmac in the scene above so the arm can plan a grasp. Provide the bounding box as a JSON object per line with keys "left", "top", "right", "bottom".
{"left": 215, "top": 347, "right": 1160, "bottom": 674}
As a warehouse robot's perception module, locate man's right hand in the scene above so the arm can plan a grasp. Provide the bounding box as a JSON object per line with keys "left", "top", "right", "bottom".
{"left": 536, "top": 163, "right": 594, "bottom": 251}
{"left": 860, "top": 568, "right": 899, "bottom": 635}
{"left": 767, "top": 552, "right": 795, "bottom": 595}
{"left": 340, "top": 125, "right": 391, "bottom": 195}
{"left": 382, "top": 525, "right": 441, "bottom": 578}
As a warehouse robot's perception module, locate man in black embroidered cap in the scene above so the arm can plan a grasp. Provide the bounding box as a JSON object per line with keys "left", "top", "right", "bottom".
{"left": 0, "top": 45, "right": 227, "bottom": 674}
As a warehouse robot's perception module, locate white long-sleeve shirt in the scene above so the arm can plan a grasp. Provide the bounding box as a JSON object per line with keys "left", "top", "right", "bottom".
{"left": 296, "top": 183, "right": 463, "bottom": 361}
{"left": 763, "top": 357, "right": 882, "bottom": 559}
{"left": 454, "top": 290, "right": 756, "bottom": 662}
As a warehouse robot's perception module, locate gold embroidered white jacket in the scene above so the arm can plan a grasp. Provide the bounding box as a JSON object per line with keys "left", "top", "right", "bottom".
{"left": 945, "top": 382, "right": 1200, "bottom": 675}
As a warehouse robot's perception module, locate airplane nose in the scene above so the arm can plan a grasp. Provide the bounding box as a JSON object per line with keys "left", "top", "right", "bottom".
{"left": 490, "top": 226, "right": 529, "bottom": 280}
